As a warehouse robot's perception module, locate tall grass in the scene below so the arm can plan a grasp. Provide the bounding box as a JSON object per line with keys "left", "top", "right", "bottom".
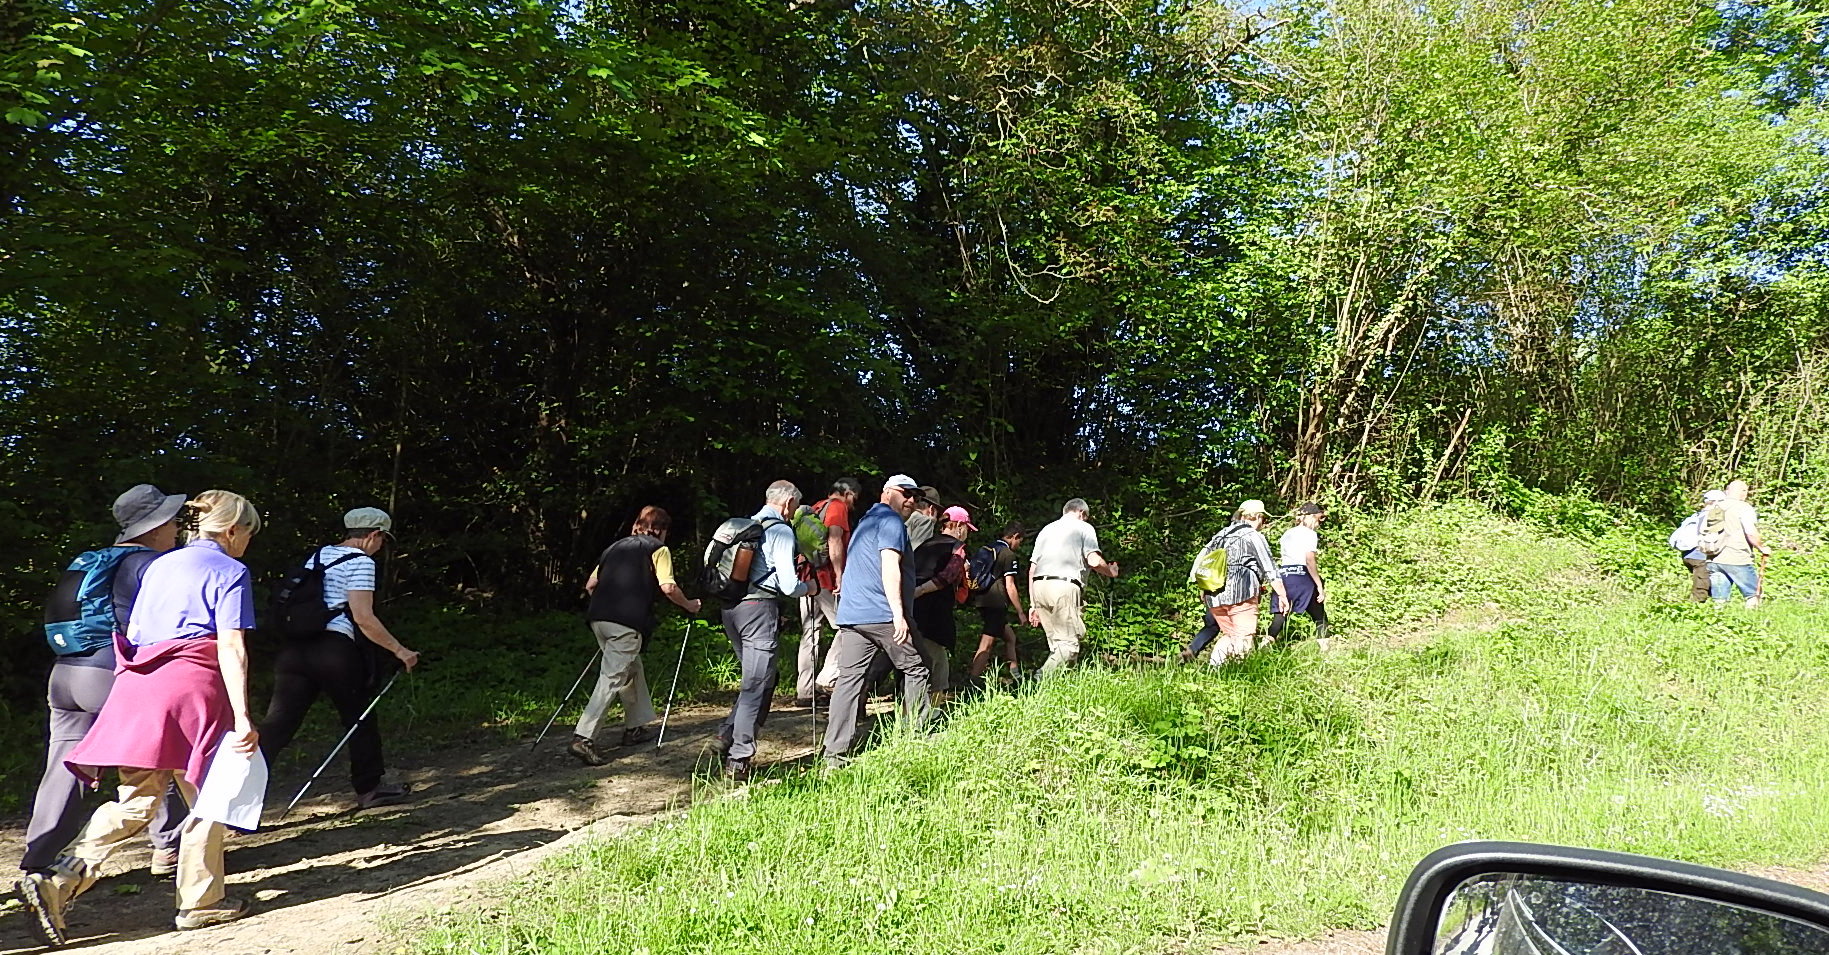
{"left": 414, "top": 504, "right": 1829, "bottom": 953}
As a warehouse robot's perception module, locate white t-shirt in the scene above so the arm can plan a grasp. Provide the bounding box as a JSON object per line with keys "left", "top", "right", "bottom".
{"left": 1278, "top": 525, "right": 1319, "bottom": 567}
{"left": 316, "top": 545, "right": 377, "bottom": 638}
{"left": 1030, "top": 516, "right": 1101, "bottom": 583}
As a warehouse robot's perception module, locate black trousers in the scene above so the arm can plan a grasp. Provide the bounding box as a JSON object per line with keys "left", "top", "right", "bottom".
{"left": 259, "top": 631, "right": 389, "bottom": 794}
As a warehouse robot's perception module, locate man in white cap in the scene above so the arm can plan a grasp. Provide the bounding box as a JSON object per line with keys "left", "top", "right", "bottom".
{"left": 259, "top": 507, "right": 420, "bottom": 809}
{"left": 19, "top": 485, "right": 188, "bottom": 885}
{"left": 1027, "top": 498, "right": 1119, "bottom": 674}
{"left": 1669, "top": 490, "right": 1725, "bottom": 602}
{"left": 822, "top": 475, "right": 932, "bottom": 767}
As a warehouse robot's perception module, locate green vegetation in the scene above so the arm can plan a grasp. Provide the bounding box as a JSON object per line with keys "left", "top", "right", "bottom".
{"left": 411, "top": 504, "right": 1829, "bottom": 953}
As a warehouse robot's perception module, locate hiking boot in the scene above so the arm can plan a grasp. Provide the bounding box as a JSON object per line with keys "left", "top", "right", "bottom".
{"left": 149, "top": 846, "right": 179, "bottom": 878}
{"left": 792, "top": 696, "right": 815, "bottom": 709}
{"left": 568, "top": 735, "right": 607, "bottom": 766}
{"left": 175, "top": 896, "right": 250, "bottom": 930}
{"left": 1177, "top": 649, "right": 1195, "bottom": 664}
{"left": 355, "top": 776, "right": 410, "bottom": 810}
{"left": 17, "top": 871, "right": 68, "bottom": 947}
{"left": 619, "top": 725, "right": 657, "bottom": 748}
{"left": 722, "top": 759, "right": 752, "bottom": 784}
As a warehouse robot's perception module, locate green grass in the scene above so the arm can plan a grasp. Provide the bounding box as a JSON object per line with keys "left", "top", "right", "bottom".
{"left": 411, "top": 502, "right": 1829, "bottom": 954}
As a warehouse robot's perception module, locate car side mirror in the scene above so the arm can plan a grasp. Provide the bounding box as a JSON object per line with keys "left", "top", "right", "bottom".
{"left": 1388, "top": 841, "right": 1829, "bottom": 955}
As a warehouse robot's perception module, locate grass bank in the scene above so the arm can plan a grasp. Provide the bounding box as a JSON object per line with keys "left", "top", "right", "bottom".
{"left": 413, "top": 503, "right": 1829, "bottom": 953}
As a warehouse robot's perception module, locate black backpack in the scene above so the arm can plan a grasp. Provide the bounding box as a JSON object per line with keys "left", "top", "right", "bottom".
{"left": 268, "top": 550, "right": 365, "bottom": 637}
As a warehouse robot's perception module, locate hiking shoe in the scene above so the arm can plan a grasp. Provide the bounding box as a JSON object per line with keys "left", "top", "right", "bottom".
{"left": 722, "top": 759, "right": 752, "bottom": 784}
{"left": 355, "top": 776, "right": 410, "bottom": 810}
{"left": 568, "top": 735, "right": 607, "bottom": 766}
{"left": 149, "top": 846, "right": 179, "bottom": 878}
{"left": 792, "top": 697, "right": 815, "bottom": 709}
{"left": 619, "top": 725, "right": 657, "bottom": 748}
{"left": 17, "top": 871, "right": 67, "bottom": 947}
{"left": 175, "top": 896, "right": 250, "bottom": 930}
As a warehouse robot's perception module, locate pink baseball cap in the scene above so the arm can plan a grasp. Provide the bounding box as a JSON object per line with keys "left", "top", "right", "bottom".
{"left": 943, "top": 506, "right": 977, "bottom": 531}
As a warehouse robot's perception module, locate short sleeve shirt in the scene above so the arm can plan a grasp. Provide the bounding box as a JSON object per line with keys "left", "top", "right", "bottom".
{"left": 1278, "top": 526, "right": 1319, "bottom": 567}
{"left": 972, "top": 543, "right": 1021, "bottom": 608}
{"left": 651, "top": 546, "right": 676, "bottom": 587}
{"left": 837, "top": 502, "right": 914, "bottom": 626}
{"left": 125, "top": 539, "right": 254, "bottom": 646}
{"left": 1030, "top": 516, "right": 1101, "bottom": 583}
{"left": 812, "top": 496, "right": 854, "bottom": 593}
{"left": 317, "top": 545, "right": 378, "bottom": 638}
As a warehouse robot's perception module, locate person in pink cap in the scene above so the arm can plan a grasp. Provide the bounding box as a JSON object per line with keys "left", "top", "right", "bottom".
{"left": 909, "top": 505, "right": 974, "bottom": 698}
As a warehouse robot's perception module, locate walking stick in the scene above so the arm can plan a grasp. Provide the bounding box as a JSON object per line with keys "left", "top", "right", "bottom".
{"left": 656, "top": 619, "right": 696, "bottom": 749}
{"left": 528, "top": 647, "right": 603, "bottom": 755}
{"left": 281, "top": 671, "right": 401, "bottom": 820}
{"left": 1756, "top": 551, "right": 1769, "bottom": 602}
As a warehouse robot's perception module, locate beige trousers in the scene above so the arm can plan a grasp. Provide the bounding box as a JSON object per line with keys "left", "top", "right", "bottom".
{"left": 575, "top": 621, "right": 656, "bottom": 741}
{"left": 1032, "top": 579, "right": 1086, "bottom": 674}
{"left": 68, "top": 768, "right": 225, "bottom": 911}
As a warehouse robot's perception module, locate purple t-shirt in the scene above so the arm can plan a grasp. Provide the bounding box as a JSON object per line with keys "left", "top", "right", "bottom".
{"left": 125, "top": 539, "right": 255, "bottom": 646}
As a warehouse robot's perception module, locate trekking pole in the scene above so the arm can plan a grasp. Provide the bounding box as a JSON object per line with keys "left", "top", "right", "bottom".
{"left": 281, "top": 671, "right": 400, "bottom": 821}
{"left": 1757, "top": 551, "right": 1769, "bottom": 603}
{"left": 656, "top": 619, "right": 696, "bottom": 749}
{"left": 529, "top": 647, "right": 603, "bottom": 755}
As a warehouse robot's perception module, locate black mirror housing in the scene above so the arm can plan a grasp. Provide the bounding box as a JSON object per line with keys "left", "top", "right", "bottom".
{"left": 1389, "top": 841, "right": 1829, "bottom": 955}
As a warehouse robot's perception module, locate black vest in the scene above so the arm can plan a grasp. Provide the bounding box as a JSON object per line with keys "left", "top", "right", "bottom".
{"left": 586, "top": 534, "right": 664, "bottom": 635}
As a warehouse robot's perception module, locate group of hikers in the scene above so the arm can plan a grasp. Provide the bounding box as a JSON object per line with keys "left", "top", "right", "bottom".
{"left": 15, "top": 475, "right": 1339, "bottom": 946}
{"left": 17, "top": 487, "right": 414, "bottom": 945}
{"left": 1667, "top": 480, "right": 1774, "bottom": 607}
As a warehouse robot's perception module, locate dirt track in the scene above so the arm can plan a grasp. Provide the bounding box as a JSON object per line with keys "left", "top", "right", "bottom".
{"left": 0, "top": 701, "right": 809, "bottom": 955}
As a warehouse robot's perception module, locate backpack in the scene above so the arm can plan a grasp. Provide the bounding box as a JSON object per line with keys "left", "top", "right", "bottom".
{"left": 1189, "top": 526, "right": 1246, "bottom": 593}
{"left": 964, "top": 540, "right": 1009, "bottom": 595}
{"left": 268, "top": 549, "right": 366, "bottom": 638}
{"left": 43, "top": 547, "right": 141, "bottom": 655}
{"left": 1698, "top": 504, "right": 1731, "bottom": 558}
{"left": 1668, "top": 512, "right": 1703, "bottom": 553}
{"left": 792, "top": 504, "right": 831, "bottom": 569}
{"left": 701, "top": 516, "right": 784, "bottom": 601}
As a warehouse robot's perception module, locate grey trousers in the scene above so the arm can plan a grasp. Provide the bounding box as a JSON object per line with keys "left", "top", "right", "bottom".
{"left": 22, "top": 662, "right": 184, "bottom": 873}
{"left": 822, "top": 622, "right": 931, "bottom": 760}
{"left": 720, "top": 599, "right": 782, "bottom": 763}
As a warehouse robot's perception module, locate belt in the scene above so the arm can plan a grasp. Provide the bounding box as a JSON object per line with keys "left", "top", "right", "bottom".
{"left": 1034, "top": 576, "right": 1082, "bottom": 588}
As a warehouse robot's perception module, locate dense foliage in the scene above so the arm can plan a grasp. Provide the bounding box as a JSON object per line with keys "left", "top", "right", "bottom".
{"left": 3, "top": 0, "right": 1825, "bottom": 656}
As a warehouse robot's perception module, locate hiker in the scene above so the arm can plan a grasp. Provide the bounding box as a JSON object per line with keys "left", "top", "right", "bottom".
{"left": 716, "top": 480, "right": 807, "bottom": 781}
{"left": 1705, "top": 479, "right": 1771, "bottom": 608}
{"left": 1267, "top": 503, "right": 1331, "bottom": 648}
{"left": 905, "top": 487, "right": 941, "bottom": 549}
{"left": 1199, "top": 500, "right": 1287, "bottom": 665}
{"left": 1669, "top": 490, "right": 1724, "bottom": 603}
{"left": 19, "top": 491, "right": 264, "bottom": 944}
{"left": 258, "top": 507, "right": 419, "bottom": 810}
{"left": 19, "top": 485, "right": 187, "bottom": 888}
{"left": 822, "top": 475, "right": 932, "bottom": 768}
{"left": 796, "top": 477, "right": 860, "bottom": 707}
{"left": 910, "top": 505, "right": 974, "bottom": 699}
{"left": 1027, "top": 498, "right": 1119, "bottom": 675}
{"left": 567, "top": 506, "right": 702, "bottom": 766}
{"left": 967, "top": 522, "right": 1027, "bottom": 683}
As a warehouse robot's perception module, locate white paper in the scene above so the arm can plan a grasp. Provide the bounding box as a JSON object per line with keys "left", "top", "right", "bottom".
{"left": 188, "top": 736, "right": 267, "bottom": 830}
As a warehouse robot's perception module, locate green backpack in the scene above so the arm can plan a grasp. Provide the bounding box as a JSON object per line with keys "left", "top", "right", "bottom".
{"left": 792, "top": 504, "right": 831, "bottom": 568}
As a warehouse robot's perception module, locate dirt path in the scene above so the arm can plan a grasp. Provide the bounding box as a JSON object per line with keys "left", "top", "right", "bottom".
{"left": 5, "top": 696, "right": 1827, "bottom": 955}
{"left": 0, "top": 700, "right": 826, "bottom": 955}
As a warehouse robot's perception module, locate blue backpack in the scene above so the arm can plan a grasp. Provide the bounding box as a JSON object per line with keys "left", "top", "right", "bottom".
{"left": 964, "top": 540, "right": 1009, "bottom": 595}
{"left": 43, "top": 547, "right": 142, "bottom": 655}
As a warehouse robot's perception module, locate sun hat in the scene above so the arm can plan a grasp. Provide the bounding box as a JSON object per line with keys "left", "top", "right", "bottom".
{"left": 943, "top": 506, "right": 977, "bottom": 531}
{"left": 1702, "top": 490, "right": 1726, "bottom": 504}
{"left": 113, "top": 484, "right": 187, "bottom": 543}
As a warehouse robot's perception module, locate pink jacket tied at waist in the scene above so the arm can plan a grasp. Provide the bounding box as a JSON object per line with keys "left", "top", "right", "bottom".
{"left": 65, "top": 632, "right": 232, "bottom": 786}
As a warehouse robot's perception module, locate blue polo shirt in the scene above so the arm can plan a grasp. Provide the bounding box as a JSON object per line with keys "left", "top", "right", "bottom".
{"left": 837, "top": 502, "right": 914, "bottom": 626}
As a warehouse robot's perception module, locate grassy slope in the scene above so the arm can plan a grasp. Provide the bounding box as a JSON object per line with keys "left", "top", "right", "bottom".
{"left": 413, "top": 503, "right": 1829, "bottom": 953}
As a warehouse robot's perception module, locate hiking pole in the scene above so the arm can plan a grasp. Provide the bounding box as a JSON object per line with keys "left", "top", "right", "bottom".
{"left": 656, "top": 619, "right": 696, "bottom": 749}
{"left": 1757, "top": 551, "right": 1769, "bottom": 603}
{"left": 529, "top": 647, "right": 603, "bottom": 755}
{"left": 281, "top": 671, "right": 400, "bottom": 820}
